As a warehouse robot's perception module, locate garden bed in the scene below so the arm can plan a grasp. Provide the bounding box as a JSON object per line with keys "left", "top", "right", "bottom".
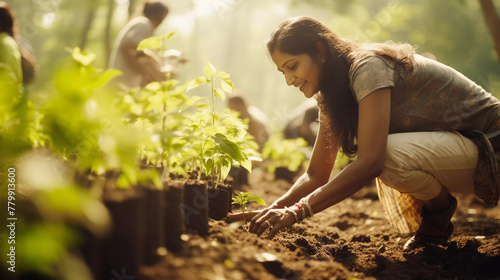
{"left": 140, "top": 168, "right": 500, "bottom": 280}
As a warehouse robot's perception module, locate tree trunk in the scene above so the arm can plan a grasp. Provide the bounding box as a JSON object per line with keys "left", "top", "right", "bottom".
{"left": 479, "top": 0, "right": 500, "bottom": 62}
{"left": 104, "top": 0, "right": 116, "bottom": 66}
{"left": 79, "top": 4, "right": 96, "bottom": 50}
{"left": 129, "top": 0, "right": 137, "bottom": 19}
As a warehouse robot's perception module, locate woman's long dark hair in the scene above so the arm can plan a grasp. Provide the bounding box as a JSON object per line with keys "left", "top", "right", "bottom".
{"left": 267, "top": 16, "right": 414, "bottom": 156}
{"left": 0, "top": 1, "right": 15, "bottom": 37}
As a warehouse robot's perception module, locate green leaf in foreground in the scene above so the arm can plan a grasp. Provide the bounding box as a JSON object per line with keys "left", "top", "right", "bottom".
{"left": 137, "top": 32, "right": 176, "bottom": 51}
{"left": 204, "top": 62, "right": 216, "bottom": 78}
{"left": 232, "top": 191, "right": 266, "bottom": 213}
{"left": 186, "top": 76, "right": 209, "bottom": 92}
{"left": 71, "top": 47, "right": 96, "bottom": 66}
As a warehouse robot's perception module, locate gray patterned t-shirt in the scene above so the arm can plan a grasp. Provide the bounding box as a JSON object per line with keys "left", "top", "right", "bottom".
{"left": 349, "top": 54, "right": 500, "bottom": 134}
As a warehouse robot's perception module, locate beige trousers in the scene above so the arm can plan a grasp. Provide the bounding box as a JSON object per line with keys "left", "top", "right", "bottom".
{"left": 379, "top": 131, "right": 478, "bottom": 201}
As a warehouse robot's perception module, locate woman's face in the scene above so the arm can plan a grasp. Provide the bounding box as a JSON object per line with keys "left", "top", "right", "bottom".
{"left": 271, "top": 49, "right": 322, "bottom": 98}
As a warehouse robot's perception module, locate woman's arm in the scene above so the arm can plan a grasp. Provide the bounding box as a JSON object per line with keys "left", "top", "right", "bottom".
{"left": 272, "top": 112, "right": 337, "bottom": 208}
{"left": 228, "top": 111, "right": 336, "bottom": 221}
{"left": 304, "top": 87, "right": 391, "bottom": 213}
{"left": 260, "top": 87, "right": 391, "bottom": 239}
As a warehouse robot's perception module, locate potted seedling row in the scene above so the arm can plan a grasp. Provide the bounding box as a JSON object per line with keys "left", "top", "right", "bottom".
{"left": 120, "top": 72, "right": 203, "bottom": 252}
{"left": 127, "top": 35, "right": 257, "bottom": 238}
{"left": 179, "top": 61, "right": 255, "bottom": 232}
{"left": 24, "top": 47, "right": 160, "bottom": 279}
{"left": 4, "top": 32, "right": 262, "bottom": 279}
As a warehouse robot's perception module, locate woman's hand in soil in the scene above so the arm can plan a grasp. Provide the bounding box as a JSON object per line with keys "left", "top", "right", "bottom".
{"left": 251, "top": 208, "right": 296, "bottom": 239}
{"left": 227, "top": 210, "right": 262, "bottom": 221}
{"left": 229, "top": 202, "right": 280, "bottom": 222}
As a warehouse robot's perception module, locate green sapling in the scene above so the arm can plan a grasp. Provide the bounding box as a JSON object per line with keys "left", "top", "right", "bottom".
{"left": 232, "top": 191, "right": 266, "bottom": 213}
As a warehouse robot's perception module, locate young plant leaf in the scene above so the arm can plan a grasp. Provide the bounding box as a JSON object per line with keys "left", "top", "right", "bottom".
{"left": 145, "top": 81, "right": 162, "bottom": 92}
{"left": 195, "top": 103, "right": 210, "bottom": 110}
{"left": 205, "top": 157, "right": 214, "bottom": 175}
{"left": 91, "top": 69, "right": 122, "bottom": 89}
{"left": 137, "top": 36, "right": 162, "bottom": 51}
{"left": 214, "top": 88, "right": 226, "bottom": 101}
{"left": 232, "top": 191, "right": 266, "bottom": 213}
{"left": 187, "top": 77, "right": 208, "bottom": 92}
{"left": 217, "top": 71, "right": 230, "bottom": 79}
{"left": 220, "top": 160, "right": 231, "bottom": 180}
{"left": 137, "top": 32, "right": 176, "bottom": 51}
{"left": 240, "top": 158, "right": 252, "bottom": 173}
{"left": 72, "top": 47, "right": 96, "bottom": 66}
{"left": 212, "top": 133, "right": 244, "bottom": 161}
{"left": 220, "top": 79, "right": 234, "bottom": 93}
{"left": 246, "top": 196, "right": 266, "bottom": 206}
{"left": 204, "top": 62, "right": 216, "bottom": 78}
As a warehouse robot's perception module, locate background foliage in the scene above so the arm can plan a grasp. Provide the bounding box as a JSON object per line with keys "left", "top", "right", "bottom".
{"left": 8, "top": 0, "right": 500, "bottom": 126}
{"left": 1, "top": 1, "right": 499, "bottom": 278}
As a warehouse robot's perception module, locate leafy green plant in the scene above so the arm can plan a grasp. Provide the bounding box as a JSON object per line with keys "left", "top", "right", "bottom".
{"left": 0, "top": 52, "right": 46, "bottom": 160}
{"left": 187, "top": 62, "right": 235, "bottom": 126}
{"left": 137, "top": 32, "right": 176, "bottom": 74}
{"left": 134, "top": 34, "right": 259, "bottom": 185}
{"left": 131, "top": 33, "right": 220, "bottom": 184}
{"left": 6, "top": 151, "right": 112, "bottom": 280}
{"left": 128, "top": 35, "right": 259, "bottom": 187}
{"left": 180, "top": 63, "right": 254, "bottom": 183}
{"left": 232, "top": 191, "right": 266, "bottom": 213}
{"left": 119, "top": 78, "right": 207, "bottom": 183}
{"left": 39, "top": 47, "right": 158, "bottom": 188}
{"left": 261, "top": 133, "right": 311, "bottom": 173}
{"left": 180, "top": 110, "right": 249, "bottom": 183}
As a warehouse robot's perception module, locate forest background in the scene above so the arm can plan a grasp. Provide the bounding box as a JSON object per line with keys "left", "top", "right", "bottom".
{"left": 9, "top": 0, "right": 500, "bottom": 128}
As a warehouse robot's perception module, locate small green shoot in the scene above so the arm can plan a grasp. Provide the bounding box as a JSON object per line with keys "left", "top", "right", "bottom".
{"left": 232, "top": 191, "right": 266, "bottom": 213}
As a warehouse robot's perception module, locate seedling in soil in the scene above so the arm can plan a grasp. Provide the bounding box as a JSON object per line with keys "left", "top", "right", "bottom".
{"left": 133, "top": 32, "right": 208, "bottom": 184}
{"left": 183, "top": 62, "right": 253, "bottom": 184}
{"left": 232, "top": 191, "right": 266, "bottom": 213}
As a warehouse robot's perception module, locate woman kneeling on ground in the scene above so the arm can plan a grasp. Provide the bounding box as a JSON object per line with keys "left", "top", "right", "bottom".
{"left": 229, "top": 16, "right": 500, "bottom": 251}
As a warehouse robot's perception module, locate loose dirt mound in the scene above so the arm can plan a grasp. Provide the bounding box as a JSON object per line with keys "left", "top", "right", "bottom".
{"left": 141, "top": 169, "right": 500, "bottom": 280}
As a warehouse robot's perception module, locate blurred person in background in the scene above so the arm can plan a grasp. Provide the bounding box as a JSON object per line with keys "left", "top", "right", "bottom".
{"left": 16, "top": 36, "right": 38, "bottom": 89}
{"left": 108, "top": 0, "right": 169, "bottom": 89}
{"left": 0, "top": 1, "right": 22, "bottom": 95}
{"left": 283, "top": 99, "right": 319, "bottom": 146}
{"left": 228, "top": 92, "right": 270, "bottom": 151}
{"left": 230, "top": 16, "right": 500, "bottom": 252}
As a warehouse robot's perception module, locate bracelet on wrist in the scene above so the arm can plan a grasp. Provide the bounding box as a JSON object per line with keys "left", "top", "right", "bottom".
{"left": 299, "top": 197, "right": 314, "bottom": 218}
{"left": 294, "top": 202, "right": 306, "bottom": 221}
{"left": 284, "top": 206, "right": 299, "bottom": 223}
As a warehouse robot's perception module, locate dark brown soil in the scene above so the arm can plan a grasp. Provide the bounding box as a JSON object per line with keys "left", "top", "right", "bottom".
{"left": 140, "top": 168, "right": 500, "bottom": 280}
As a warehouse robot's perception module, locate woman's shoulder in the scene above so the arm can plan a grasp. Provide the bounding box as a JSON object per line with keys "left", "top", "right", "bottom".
{"left": 349, "top": 54, "right": 397, "bottom": 85}
{"left": 350, "top": 54, "right": 396, "bottom": 73}
{"left": 348, "top": 54, "right": 397, "bottom": 103}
